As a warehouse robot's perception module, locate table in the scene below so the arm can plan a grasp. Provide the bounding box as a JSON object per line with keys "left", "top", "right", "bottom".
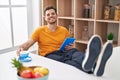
{"left": 0, "top": 48, "right": 119, "bottom": 80}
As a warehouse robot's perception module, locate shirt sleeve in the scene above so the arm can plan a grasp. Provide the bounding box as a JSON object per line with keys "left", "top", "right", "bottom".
{"left": 30, "top": 27, "right": 40, "bottom": 42}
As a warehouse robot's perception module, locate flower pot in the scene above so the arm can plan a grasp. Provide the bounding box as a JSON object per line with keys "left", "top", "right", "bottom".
{"left": 107, "top": 40, "right": 113, "bottom": 43}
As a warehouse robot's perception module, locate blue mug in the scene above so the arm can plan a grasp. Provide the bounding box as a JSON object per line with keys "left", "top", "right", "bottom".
{"left": 20, "top": 51, "right": 29, "bottom": 59}
{"left": 19, "top": 51, "right": 32, "bottom": 62}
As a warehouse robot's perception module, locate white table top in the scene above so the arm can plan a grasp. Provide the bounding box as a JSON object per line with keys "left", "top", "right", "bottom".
{"left": 0, "top": 48, "right": 119, "bottom": 80}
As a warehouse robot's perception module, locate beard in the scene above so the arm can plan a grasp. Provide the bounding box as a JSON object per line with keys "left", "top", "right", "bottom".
{"left": 48, "top": 18, "right": 57, "bottom": 24}
{"left": 49, "top": 20, "right": 56, "bottom": 24}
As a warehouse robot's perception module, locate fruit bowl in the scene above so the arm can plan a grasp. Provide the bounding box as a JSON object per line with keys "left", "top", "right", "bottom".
{"left": 17, "top": 66, "right": 49, "bottom": 80}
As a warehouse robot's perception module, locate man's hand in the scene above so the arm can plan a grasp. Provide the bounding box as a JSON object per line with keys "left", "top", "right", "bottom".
{"left": 16, "top": 48, "right": 23, "bottom": 56}
{"left": 65, "top": 44, "right": 74, "bottom": 50}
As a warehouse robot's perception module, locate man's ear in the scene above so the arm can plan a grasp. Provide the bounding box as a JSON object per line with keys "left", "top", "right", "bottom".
{"left": 44, "top": 16, "right": 47, "bottom": 21}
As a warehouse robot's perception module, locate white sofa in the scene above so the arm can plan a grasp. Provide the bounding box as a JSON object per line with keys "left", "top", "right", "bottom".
{"left": 104, "top": 46, "right": 120, "bottom": 80}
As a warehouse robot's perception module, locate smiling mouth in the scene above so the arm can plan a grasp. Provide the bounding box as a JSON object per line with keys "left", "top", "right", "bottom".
{"left": 50, "top": 19, "right": 55, "bottom": 21}
{"left": 49, "top": 18, "right": 56, "bottom": 21}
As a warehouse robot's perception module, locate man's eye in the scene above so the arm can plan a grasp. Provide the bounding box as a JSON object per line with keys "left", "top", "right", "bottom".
{"left": 52, "top": 13, "right": 55, "bottom": 15}
{"left": 47, "top": 14, "right": 50, "bottom": 16}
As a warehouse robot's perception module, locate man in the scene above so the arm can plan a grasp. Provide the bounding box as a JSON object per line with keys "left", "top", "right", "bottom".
{"left": 17, "top": 6, "right": 113, "bottom": 76}
{"left": 17, "top": 6, "right": 71, "bottom": 56}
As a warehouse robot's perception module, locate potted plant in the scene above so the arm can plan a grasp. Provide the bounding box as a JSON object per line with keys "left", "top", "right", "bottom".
{"left": 107, "top": 32, "right": 114, "bottom": 43}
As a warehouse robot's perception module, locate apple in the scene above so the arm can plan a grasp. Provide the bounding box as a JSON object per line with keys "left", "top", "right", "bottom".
{"left": 33, "top": 72, "right": 43, "bottom": 78}
{"left": 20, "top": 69, "right": 33, "bottom": 78}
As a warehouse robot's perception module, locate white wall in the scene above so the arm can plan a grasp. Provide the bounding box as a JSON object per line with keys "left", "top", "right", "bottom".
{"left": 32, "top": 0, "right": 41, "bottom": 30}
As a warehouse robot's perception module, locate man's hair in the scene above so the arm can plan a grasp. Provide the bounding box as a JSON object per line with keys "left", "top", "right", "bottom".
{"left": 44, "top": 6, "right": 57, "bottom": 15}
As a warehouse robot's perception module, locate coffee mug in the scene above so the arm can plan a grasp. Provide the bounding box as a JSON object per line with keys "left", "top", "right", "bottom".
{"left": 20, "top": 51, "right": 29, "bottom": 59}
{"left": 19, "top": 51, "right": 32, "bottom": 62}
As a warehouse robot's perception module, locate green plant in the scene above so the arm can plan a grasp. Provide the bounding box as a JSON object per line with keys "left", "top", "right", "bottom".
{"left": 107, "top": 32, "right": 114, "bottom": 40}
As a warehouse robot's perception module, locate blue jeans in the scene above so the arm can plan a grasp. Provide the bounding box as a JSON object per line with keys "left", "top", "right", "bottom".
{"left": 45, "top": 48, "right": 93, "bottom": 73}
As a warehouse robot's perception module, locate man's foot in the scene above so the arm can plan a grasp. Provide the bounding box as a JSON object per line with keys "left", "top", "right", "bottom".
{"left": 82, "top": 35, "right": 102, "bottom": 71}
{"left": 94, "top": 42, "right": 113, "bottom": 76}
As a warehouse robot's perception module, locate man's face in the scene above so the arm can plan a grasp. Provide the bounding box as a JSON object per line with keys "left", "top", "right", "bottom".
{"left": 44, "top": 9, "right": 57, "bottom": 24}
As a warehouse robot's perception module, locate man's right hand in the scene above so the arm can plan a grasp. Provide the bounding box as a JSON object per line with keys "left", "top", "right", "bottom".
{"left": 16, "top": 48, "right": 23, "bottom": 56}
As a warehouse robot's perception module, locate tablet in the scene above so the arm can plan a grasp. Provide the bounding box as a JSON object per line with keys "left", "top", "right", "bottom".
{"left": 59, "top": 38, "right": 75, "bottom": 51}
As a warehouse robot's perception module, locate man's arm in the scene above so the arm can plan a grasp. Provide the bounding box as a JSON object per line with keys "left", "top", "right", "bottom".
{"left": 16, "top": 38, "right": 36, "bottom": 56}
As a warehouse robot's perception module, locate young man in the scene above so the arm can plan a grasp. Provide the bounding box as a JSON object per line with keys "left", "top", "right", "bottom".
{"left": 17, "top": 6, "right": 71, "bottom": 56}
{"left": 17, "top": 6, "right": 113, "bottom": 76}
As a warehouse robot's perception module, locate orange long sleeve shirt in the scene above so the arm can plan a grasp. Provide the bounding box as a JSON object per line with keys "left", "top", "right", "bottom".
{"left": 31, "top": 25, "right": 69, "bottom": 56}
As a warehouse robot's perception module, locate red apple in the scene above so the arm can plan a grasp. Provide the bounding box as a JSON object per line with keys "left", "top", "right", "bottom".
{"left": 33, "top": 72, "right": 43, "bottom": 78}
{"left": 20, "top": 69, "right": 33, "bottom": 78}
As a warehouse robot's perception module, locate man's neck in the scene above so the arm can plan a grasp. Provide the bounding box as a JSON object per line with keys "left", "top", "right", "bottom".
{"left": 47, "top": 24, "right": 57, "bottom": 32}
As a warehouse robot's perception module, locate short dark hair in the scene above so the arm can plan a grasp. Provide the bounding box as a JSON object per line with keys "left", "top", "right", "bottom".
{"left": 44, "top": 6, "right": 57, "bottom": 15}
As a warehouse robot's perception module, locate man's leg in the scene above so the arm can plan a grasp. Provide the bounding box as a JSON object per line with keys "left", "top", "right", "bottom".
{"left": 94, "top": 42, "right": 113, "bottom": 76}
{"left": 45, "top": 50, "right": 65, "bottom": 62}
{"left": 62, "top": 35, "right": 102, "bottom": 74}
{"left": 82, "top": 35, "right": 102, "bottom": 71}
{"left": 45, "top": 48, "right": 78, "bottom": 62}
{"left": 64, "top": 51, "right": 85, "bottom": 70}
